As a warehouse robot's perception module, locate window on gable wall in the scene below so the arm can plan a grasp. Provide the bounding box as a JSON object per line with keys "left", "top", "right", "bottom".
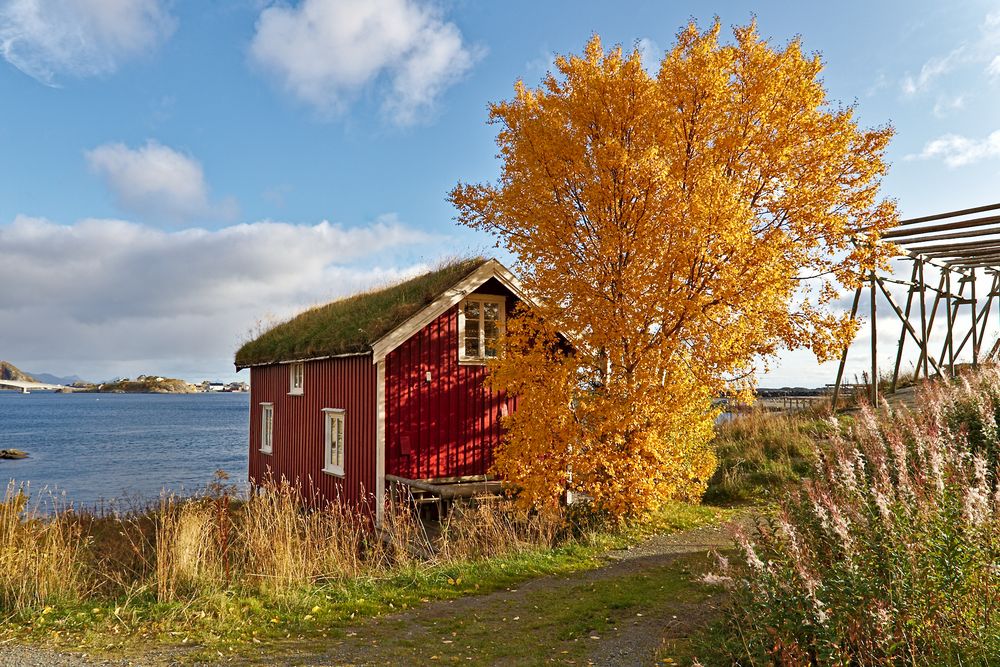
{"left": 260, "top": 403, "right": 273, "bottom": 454}
{"left": 323, "top": 408, "right": 345, "bottom": 476}
{"left": 289, "top": 362, "right": 304, "bottom": 395}
{"left": 459, "top": 295, "right": 506, "bottom": 362}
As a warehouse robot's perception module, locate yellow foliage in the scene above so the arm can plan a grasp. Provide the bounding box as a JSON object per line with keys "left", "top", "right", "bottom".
{"left": 451, "top": 22, "right": 896, "bottom": 517}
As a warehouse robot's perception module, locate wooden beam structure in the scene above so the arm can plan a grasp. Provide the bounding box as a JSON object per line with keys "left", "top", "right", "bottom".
{"left": 833, "top": 204, "right": 1000, "bottom": 407}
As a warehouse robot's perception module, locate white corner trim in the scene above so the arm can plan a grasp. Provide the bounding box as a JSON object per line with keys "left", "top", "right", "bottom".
{"left": 370, "top": 259, "right": 536, "bottom": 363}
{"left": 375, "top": 358, "right": 386, "bottom": 526}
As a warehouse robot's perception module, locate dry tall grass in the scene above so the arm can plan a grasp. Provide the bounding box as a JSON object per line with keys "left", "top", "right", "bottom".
{"left": 0, "top": 472, "right": 564, "bottom": 612}
{"left": 156, "top": 496, "right": 224, "bottom": 601}
{"left": 152, "top": 479, "right": 562, "bottom": 602}
{"left": 437, "top": 498, "right": 561, "bottom": 562}
{"left": 0, "top": 468, "right": 559, "bottom": 612}
{"left": 0, "top": 482, "right": 87, "bottom": 611}
{"left": 238, "top": 478, "right": 388, "bottom": 590}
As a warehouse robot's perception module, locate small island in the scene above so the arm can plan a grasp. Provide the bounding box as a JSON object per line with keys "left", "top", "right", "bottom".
{"left": 74, "top": 374, "right": 199, "bottom": 394}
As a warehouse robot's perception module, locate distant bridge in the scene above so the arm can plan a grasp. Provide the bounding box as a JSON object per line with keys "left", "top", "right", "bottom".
{"left": 0, "top": 380, "right": 74, "bottom": 393}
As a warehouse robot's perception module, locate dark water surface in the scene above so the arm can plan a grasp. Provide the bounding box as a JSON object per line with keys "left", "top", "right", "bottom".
{"left": 0, "top": 391, "right": 249, "bottom": 507}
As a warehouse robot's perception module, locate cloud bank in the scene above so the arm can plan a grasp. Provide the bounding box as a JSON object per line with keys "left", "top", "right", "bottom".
{"left": 249, "top": 0, "right": 480, "bottom": 124}
{"left": 1, "top": 215, "right": 439, "bottom": 380}
{"left": 0, "top": 0, "right": 175, "bottom": 84}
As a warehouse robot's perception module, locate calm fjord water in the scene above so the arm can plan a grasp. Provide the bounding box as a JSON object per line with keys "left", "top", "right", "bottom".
{"left": 0, "top": 392, "right": 248, "bottom": 507}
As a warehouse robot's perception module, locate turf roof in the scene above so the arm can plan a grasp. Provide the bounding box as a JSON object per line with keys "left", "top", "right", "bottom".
{"left": 235, "top": 257, "right": 488, "bottom": 367}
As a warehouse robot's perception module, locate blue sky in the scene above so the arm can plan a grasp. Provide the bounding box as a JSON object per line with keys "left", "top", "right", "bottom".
{"left": 2, "top": 0, "right": 999, "bottom": 384}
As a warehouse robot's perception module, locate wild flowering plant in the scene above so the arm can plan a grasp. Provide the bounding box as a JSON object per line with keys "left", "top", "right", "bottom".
{"left": 715, "top": 368, "right": 1000, "bottom": 666}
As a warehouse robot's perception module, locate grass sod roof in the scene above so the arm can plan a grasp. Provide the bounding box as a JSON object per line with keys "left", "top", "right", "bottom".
{"left": 235, "top": 257, "right": 489, "bottom": 368}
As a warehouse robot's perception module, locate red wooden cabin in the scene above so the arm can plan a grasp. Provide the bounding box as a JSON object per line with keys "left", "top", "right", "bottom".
{"left": 234, "top": 258, "right": 530, "bottom": 522}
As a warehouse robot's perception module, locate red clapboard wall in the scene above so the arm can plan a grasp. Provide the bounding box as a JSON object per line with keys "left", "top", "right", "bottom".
{"left": 248, "top": 356, "right": 376, "bottom": 507}
{"left": 385, "top": 296, "right": 517, "bottom": 481}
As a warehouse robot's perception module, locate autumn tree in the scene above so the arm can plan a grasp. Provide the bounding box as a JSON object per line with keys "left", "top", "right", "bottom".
{"left": 450, "top": 22, "right": 896, "bottom": 517}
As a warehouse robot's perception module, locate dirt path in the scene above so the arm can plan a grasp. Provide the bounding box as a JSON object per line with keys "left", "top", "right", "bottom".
{"left": 233, "top": 519, "right": 746, "bottom": 667}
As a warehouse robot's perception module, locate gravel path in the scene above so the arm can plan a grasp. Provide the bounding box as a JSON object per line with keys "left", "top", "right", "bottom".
{"left": 0, "top": 643, "right": 133, "bottom": 666}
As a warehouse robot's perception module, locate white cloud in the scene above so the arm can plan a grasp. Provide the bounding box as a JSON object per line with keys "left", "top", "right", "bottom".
{"left": 911, "top": 129, "right": 1000, "bottom": 167}
{"left": 988, "top": 55, "right": 1000, "bottom": 78}
{"left": 901, "top": 46, "right": 965, "bottom": 96}
{"left": 932, "top": 94, "right": 966, "bottom": 117}
{"left": 249, "top": 0, "right": 480, "bottom": 124}
{"left": 635, "top": 37, "right": 660, "bottom": 73}
{"left": 0, "top": 215, "right": 440, "bottom": 380}
{"left": 86, "top": 141, "right": 237, "bottom": 225}
{"left": 866, "top": 71, "right": 889, "bottom": 97}
{"left": 900, "top": 11, "right": 1000, "bottom": 98}
{"left": 0, "top": 0, "right": 175, "bottom": 84}
{"left": 524, "top": 48, "right": 556, "bottom": 79}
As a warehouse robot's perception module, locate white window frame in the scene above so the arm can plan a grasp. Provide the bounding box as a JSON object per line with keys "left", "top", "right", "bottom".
{"left": 289, "top": 362, "right": 304, "bottom": 395}
{"left": 322, "top": 408, "right": 346, "bottom": 477}
{"left": 458, "top": 294, "right": 506, "bottom": 364}
{"left": 260, "top": 403, "right": 274, "bottom": 454}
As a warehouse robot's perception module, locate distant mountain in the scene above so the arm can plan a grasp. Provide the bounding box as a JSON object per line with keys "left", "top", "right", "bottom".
{"left": 28, "top": 371, "right": 87, "bottom": 386}
{"left": 0, "top": 361, "right": 36, "bottom": 382}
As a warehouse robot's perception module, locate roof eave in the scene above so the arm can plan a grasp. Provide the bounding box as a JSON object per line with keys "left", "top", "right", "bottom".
{"left": 234, "top": 350, "right": 372, "bottom": 371}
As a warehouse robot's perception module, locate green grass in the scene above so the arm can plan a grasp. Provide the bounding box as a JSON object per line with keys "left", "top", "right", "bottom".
{"left": 241, "top": 551, "right": 721, "bottom": 666}
{"left": 705, "top": 409, "right": 836, "bottom": 504}
{"left": 235, "top": 256, "right": 487, "bottom": 366}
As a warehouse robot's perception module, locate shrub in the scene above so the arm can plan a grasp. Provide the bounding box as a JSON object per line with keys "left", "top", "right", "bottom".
{"left": 713, "top": 368, "right": 1000, "bottom": 665}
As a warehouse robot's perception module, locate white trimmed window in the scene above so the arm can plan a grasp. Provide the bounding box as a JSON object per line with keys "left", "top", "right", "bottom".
{"left": 458, "top": 295, "right": 506, "bottom": 363}
{"left": 289, "top": 362, "right": 304, "bottom": 395}
{"left": 323, "top": 408, "right": 345, "bottom": 476}
{"left": 260, "top": 403, "right": 274, "bottom": 454}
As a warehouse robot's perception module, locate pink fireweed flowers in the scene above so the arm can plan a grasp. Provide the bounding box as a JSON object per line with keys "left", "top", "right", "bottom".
{"left": 716, "top": 367, "right": 1000, "bottom": 664}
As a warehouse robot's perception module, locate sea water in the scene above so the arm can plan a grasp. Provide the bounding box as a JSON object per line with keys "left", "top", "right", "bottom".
{"left": 0, "top": 391, "right": 248, "bottom": 508}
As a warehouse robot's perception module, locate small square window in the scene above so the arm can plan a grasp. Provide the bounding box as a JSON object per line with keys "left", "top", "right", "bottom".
{"left": 323, "top": 408, "right": 345, "bottom": 476}
{"left": 289, "top": 362, "right": 304, "bottom": 395}
{"left": 260, "top": 403, "right": 274, "bottom": 454}
{"left": 458, "top": 295, "right": 506, "bottom": 363}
